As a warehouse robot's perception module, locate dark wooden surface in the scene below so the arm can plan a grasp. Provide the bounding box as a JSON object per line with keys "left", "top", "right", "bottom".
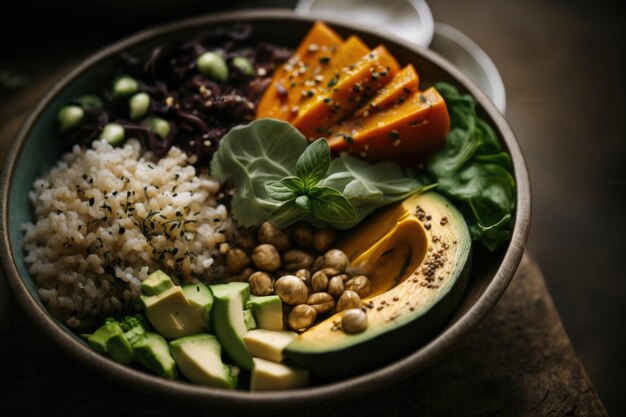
{"left": 0, "top": 254, "right": 607, "bottom": 416}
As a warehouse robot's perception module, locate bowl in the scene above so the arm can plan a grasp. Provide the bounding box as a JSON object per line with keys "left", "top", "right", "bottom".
{"left": 0, "top": 9, "right": 530, "bottom": 410}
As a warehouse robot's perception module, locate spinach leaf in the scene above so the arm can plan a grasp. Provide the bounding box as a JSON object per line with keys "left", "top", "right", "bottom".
{"left": 211, "top": 119, "right": 308, "bottom": 227}
{"left": 427, "top": 83, "right": 516, "bottom": 251}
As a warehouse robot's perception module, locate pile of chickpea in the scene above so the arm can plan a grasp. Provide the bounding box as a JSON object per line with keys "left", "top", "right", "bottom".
{"left": 224, "top": 222, "right": 371, "bottom": 334}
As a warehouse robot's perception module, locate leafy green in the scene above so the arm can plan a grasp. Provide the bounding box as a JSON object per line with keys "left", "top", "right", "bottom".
{"left": 427, "top": 82, "right": 516, "bottom": 251}
{"left": 211, "top": 119, "right": 308, "bottom": 227}
{"left": 211, "top": 118, "right": 425, "bottom": 229}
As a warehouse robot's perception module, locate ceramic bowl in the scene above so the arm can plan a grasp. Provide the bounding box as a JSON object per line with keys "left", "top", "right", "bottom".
{"left": 0, "top": 9, "right": 530, "bottom": 410}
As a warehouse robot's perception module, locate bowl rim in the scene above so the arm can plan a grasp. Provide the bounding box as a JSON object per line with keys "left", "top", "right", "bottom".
{"left": 0, "top": 8, "right": 530, "bottom": 410}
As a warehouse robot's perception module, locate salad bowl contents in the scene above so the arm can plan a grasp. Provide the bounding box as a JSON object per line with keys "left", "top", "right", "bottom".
{"left": 0, "top": 11, "right": 529, "bottom": 405}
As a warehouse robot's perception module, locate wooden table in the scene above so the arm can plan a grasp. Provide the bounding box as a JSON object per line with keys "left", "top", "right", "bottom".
{"left": 0, "top": 22, "right": 609, "bottom": 417}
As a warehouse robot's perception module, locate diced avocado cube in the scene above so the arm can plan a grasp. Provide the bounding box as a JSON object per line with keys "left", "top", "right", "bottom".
{"left": 246, "top": 295, "right": 283, "bottom": 331}
{"left": 243, "top": 310, "right": 257, "bottom": 331}
{"left": 169, "top": 334, "right": 238, "bottom": 388}
{"left": 84, "top": 322, "right": 124, "bottom": 354}
{"left": 141, "top": 286, "right": 206, "bottom": 339}
{"left": 106, "top": 325, "right": 146, "bottom": 365}
{"left": 210, "top": 283, "right": 253, "bottom": 371}
{"left": 250, "top": 358, "right": 308, "bottom": 391}
{"left": 182, "top": 282, "right": 213, "bottom": 330}
{"left": 132, "top": 332, "right": 177, "bottom": 379}
{"left": 243, "top": 329, "right": 297, "bottom": 363}
{"left": 141, "top": 270, "right": 174, "bottom": 296}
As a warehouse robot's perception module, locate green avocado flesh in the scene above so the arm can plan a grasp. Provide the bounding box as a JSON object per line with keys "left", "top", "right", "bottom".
{"left": 132, "top": 332, "right": 177, "bottom": 379}
{"left": 284, "top": 192, "right": 472, "bottom": 379}
{"left": 210, "top": 282, "right": 254, "bottom": 371}
{"left": 170, "top": 334, "right": 238, "bottom": 388}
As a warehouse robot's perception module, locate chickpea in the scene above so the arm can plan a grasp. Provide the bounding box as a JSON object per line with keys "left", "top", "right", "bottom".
{"left": 336, "top": 273, "right": 350, "bottom": 283}
{"left": 226, "top": 247, "right": 250, "bottom": 273}
{"left": 321, "top": 268, "right": 341, "bottom": 277}
{"left": 345, "top": 275, "right": 372, "bottom": 298}
{"left": 274, "top": 275, "right": 308, "bottom": 305}
{"left": 293, "top": 223, "right": 314, "bottom": 248}
{"left": 282, "top": 249, "right": 314, "bottom": 271}
{"left": 336, "top": 290, "right": 361, "bottom": 312}
{"left": 324, "top": 249, "right": 349, "bottom": 272}
{"left": 313, "top": 226, "right": 336, "bottom": 252}
{"left": 327, "top": 275, "right": 345, "bottom": 298}
{"left": 288, "top": 304, "right": 317, "bottom": 332}
{"left": 306, "top": 292, "right": 335, "bottom": 314}
{"left": 251, "top": 244, "right": 281, "bottom": 272}
{"left": 236, "top": 231, "right": 256, "bottom": 252}
{"left": 311, "top": 270, "right": 329, "bottom": 293}
{"left": 341, "top": 308, "right": 368, "bottom": 334}
{"left": 294, "top": 268, "right": 311, "bottom": 285}
{"left": 248, "top": 271, "right": 274, "bottom": 296}
{"left": 312, "top": 256, "right": 325, "bottom": 272}
{"left": 257, "top": 221, "right": 290, "bottom": 252}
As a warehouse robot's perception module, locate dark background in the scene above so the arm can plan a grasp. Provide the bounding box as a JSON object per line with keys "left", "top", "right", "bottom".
{"left": 1, "top": 0, "right": 623, "bottom": 414}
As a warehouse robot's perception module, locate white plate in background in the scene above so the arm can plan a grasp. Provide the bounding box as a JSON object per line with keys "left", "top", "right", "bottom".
{"left": 431, "top": 22, "right": 507, "bottom": 113}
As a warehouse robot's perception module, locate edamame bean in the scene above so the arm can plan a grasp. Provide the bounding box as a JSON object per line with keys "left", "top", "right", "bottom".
{"left": 57, "top": 105, "right": 84, "bottom": 132}
{"left": 101, "top": 123, "right": 125, "bottom": 146}
{"left": 129, "top": 92, "right": 150, "bottom": 120}
{"left": 112, "top": 76, "right": 138, "bottom": 99}
{"left": 232, "top": 57, "right": 254, "bottom": 77}
{"left": 144, "top": 116, "right": 170, "bottom": 139}
{"left": 196, "top": 52, "right": 228, "bottom": 82}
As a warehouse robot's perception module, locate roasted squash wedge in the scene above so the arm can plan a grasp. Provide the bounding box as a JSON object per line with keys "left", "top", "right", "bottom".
{"left": 256, "top": 21, "right": 344, "bottom": 120}
{"left": 353, "top": 64, "right": 419, "bottom": 118}
{"left": 285, "top": 192, "right": 471, "bottom": 379}
{"left": 292, "top": 45, "right": 400, "bottom": 138}
{"left": 327, "top": 86, "right": 450, "bottom": 161}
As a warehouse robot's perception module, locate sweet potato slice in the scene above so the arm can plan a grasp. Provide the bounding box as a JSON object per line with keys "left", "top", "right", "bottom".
{"left": 327, "top": 86, "right": 450, "bottom": 161}
{"left": 256, "top": 22, "right": 344, "bottom": 120}
{"left": 293, "top": 46, "right": 400, "bottom": 138}
{"left": 353, "top": 64, "right": 419, "bottom": 118}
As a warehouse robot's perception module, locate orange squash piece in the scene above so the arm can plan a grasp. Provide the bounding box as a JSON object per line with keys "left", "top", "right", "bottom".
{"left": 256, "top": 22, "right": 344, "bottom": 120}
{"left": 293, "top": 46, "right": 401, "bottom": 138}
{"left": 353, "top": 64, "right": 419, "bottom": 118}
{"left": 327, "top": 86, "right": 450, "bottom": 161}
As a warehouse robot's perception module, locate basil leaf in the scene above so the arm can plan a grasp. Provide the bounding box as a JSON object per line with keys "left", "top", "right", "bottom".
{"left": 309, "top": 186, "right": 357, "bottom": 224}
{"left": 265, "top": 176, "right": 305, "bottom": 201}
{"left": 295, "top": 138, "right": 331, "bottom": 187}
{"left": 295, "top": 195, "right": 311, "bottom": 213}
{"left": 427, "top": 83, "right": 516, "bottom": 251}
{"left": 211, "top": 119, "right": 308, "bottom": 227}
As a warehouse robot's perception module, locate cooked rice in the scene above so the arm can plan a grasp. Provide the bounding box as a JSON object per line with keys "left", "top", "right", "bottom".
{"left": 22, "top": 139, "right": 233, "bottom": 327}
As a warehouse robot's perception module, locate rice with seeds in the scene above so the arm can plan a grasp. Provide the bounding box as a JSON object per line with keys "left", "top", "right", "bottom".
{"left": 22, "top": 139, "right": 234, "bottom": 328}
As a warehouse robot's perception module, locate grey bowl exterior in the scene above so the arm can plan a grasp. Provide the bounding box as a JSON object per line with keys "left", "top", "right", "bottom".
{"left": 0, "top": 9, "right": 530, "bottom": 410}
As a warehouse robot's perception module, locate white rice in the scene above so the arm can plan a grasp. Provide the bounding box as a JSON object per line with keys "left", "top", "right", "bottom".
{"left": 22, "top": 139, "right": 233, "bottom": 327}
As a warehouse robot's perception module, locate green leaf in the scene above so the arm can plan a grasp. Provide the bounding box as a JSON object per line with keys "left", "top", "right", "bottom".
{"left": 295, "top": 138, "right": 331, "bottom": 187}
{"left": 265, "top": 176, "right": 305, "bottom": 201}
{"left": 309, "top": 186, "right": 357, "bottom": 224}
{"left": 428, "top": 83, "right": 516, "bottom": 250}
{"left": 210, "top": 119, "right": 308, "bottom": 227}
{"left": 295, "top": 195, "right": 311, "bottom": 213}
{"left": 269, "top": 201, "right": 308, "bottom": 228}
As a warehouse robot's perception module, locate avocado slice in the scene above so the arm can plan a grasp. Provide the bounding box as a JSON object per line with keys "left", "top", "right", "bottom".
{"left": 169, "top": 334, "right": 238, "bottom": 388}
{"left": 285, "top": 192, "right": 472, "bottom": 379}
{"left": 210, "top": 282, "right": 254, "bottom": 371}
{"left": 243, "top": 310, "right": 257, "bottom": 331}
{"left": 250, "top": 358, "right": 309, "bottom": 391}
{"left": 82, "top": 321, "right": 124, "bottom": 354}
{"left": 132, "top": 332, "right": 177, "bottom": 379}
{"left": 141, "top": 286, "right": 206, "bottom": 339}
{"left": 243, "top": 329, "right": 297, "bottom": 363}
{"left": 182, "top": 282, "right": 214, "bottom": 330}
{"left": 141, "top": 270, "right": 174, "bottom": 296}
{"left": 245, "top": 295, "right": 283, "bottom": 331}
{"left": 106, "top": 325, "right": 146, "bottom": 364}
